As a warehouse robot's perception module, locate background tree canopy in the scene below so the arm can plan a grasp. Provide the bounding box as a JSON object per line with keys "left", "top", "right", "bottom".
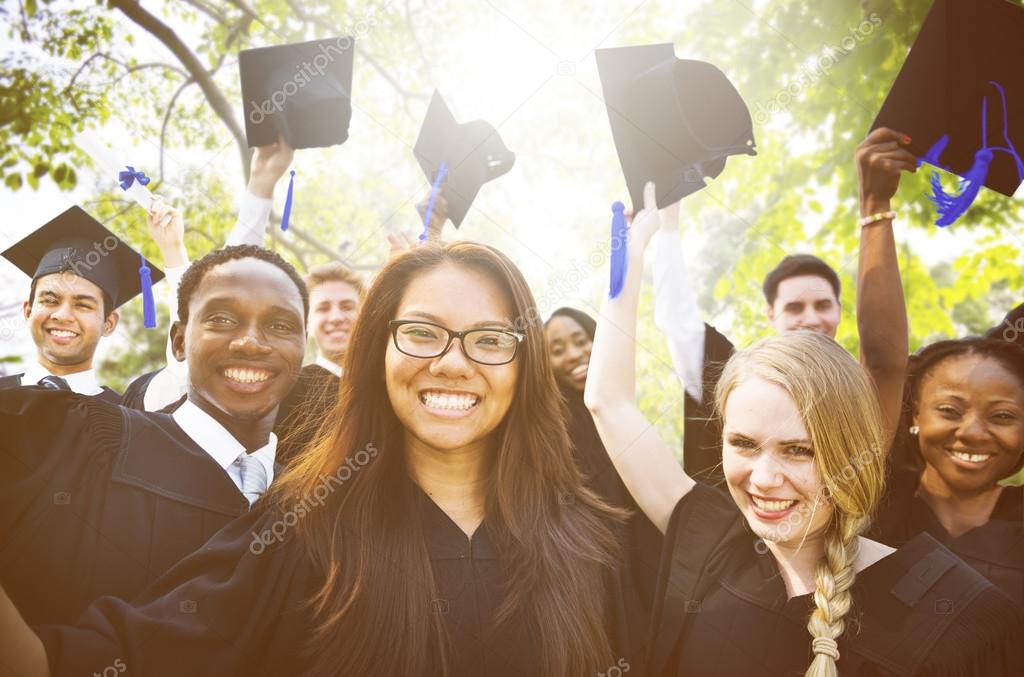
{"left": 1, "top": 0, "right": 1021, "bottom": 450}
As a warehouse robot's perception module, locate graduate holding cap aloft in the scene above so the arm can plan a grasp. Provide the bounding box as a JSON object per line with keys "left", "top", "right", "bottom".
{"left": 0, "top": 206, "right": 164, "bottom": 402}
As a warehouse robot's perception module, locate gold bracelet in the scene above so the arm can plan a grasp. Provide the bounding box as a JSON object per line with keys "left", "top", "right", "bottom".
{"left": 858, "top": 211, "right": 896, "bottom": 227}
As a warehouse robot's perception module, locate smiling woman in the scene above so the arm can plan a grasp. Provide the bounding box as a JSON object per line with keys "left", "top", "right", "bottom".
{"left": 870, "top": 336, "right": 1024, "bottom": 605}
{"left": 0, "top": 241, "right": 639, "bottom": 677}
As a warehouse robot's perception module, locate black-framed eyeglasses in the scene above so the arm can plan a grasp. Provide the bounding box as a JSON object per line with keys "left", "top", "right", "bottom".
{"left": 388, "top": 320, "right": 524, "bottom": 366}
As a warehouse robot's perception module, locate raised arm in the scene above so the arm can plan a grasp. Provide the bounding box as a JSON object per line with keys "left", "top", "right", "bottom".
{"left": 855, "top": 127, "right": 913, "bottom": 446}
{"left": 650, "top": 200, "right": 707, "bottom": 403}
{"left": 584, "top": 183, "right": 696, "bottom": 533}
{"left": 226, "top": 138, "right": 294, "bottom": 247}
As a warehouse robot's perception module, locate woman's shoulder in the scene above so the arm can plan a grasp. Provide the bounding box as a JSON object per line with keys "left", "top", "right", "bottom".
{"left": 849, "top": 532, "right": 1023, "bottom": 675}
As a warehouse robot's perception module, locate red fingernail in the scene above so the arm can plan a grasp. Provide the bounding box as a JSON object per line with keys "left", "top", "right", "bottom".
{"left": 902, "top": 134, "right": 912, "bottom": 144}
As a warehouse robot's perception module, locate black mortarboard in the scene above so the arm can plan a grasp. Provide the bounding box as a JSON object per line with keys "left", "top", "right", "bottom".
{"left": 1, "top": 206, "right": 164, "bottom": 311}
{"left": 413, "top": 90, "right": 516, "bottom": 228}
{"left": 239, "top": 37, "right": 354, "bottom": 149}
{"left": 872, "top": 0, "right": 1024, "bottom": 199}
{"left": 596, "top": 43, "right": 757, "bottom": 212}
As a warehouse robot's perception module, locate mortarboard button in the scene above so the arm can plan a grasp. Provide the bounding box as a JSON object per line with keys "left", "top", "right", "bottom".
{"left": 1, "top": 205, "right": 165, "bottom": 313}
{"left": 412, "top": 90, "right": 516, "bottom": 229}
{"left": 239, "top": 37, "right": 355, "bottom": 150}
{"left": 872, "top": 0, "right": 1024, "bottom": 223}
{"left": 596, "top": 43, "right": 757, "bottom": 213}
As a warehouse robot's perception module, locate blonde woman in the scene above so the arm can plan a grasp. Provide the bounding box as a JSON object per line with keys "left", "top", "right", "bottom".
{"left": 585, "top": 183, "right": 1023, "bottom": 676}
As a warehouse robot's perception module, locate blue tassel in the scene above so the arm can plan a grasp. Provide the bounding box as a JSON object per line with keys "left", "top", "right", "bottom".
{"left": 609, "top": 201, "right": 627, "bottom": 299}
{"left": 280, "top": 170, "right": 295, "bottom": 232}
{"left": 420, "top": 162, "right": 449, "bottom": 242}
{"left": 139, "top": 254, "right": 156, "bottom": 329}
{"left": 929, "top": 148, "right": 994, "bottom": 227}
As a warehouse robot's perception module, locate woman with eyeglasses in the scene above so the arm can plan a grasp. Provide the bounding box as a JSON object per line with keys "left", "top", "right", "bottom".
{"left": 0, "top": 241, "right": 637, "bottom": 677}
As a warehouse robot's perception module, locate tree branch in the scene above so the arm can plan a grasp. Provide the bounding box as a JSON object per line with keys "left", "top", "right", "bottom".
{"left": 159, "top": 78, "right": 195, "bottom": 179}
{"left": 109, "top": 0, "right": 250, "bottom": 181}
{"left": 178, "top": 0, "right": 230, "bottom": 25}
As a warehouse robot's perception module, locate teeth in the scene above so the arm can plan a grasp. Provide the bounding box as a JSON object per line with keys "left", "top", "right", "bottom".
{"left": 48, "top": 329, "right": 77, "bottom": 337}
{"left": 750, "top": 496, "right": 797, "bottom": 512}
{"left": 224, "top": 368, "right": 271, "bottom": 384}
{"left": 951, "top": 451, "right": 992, "bottom": 463}
{"left": 420, "top": 392, "right": 479, "bottom": 411}
{"left": 570, "top": 364, "right": 588, "bottom": 376}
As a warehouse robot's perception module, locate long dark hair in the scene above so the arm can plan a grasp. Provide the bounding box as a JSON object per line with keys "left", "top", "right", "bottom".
{"left": 269, "top": 242, "right": 622, "bottom": 676}
{"left": 545, "top": 306, "right": 597, "bottom": 340}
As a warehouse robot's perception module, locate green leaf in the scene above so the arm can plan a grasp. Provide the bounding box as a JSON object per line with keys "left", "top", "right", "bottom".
{"left": 5, "top": 173, "right": 22, "bottom": 190}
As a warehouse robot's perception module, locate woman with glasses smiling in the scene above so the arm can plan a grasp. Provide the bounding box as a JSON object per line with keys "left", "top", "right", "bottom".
{"left": 0, "top": 241, "right": 640, "bottom": 677}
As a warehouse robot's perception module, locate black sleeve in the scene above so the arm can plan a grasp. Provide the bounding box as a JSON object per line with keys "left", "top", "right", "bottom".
{"left": 120, "top": 368, "right": 164, "bottom": 411}
{"left": 647, "top": 484, "right": 743, "bottom": 674}
{"left": 35, "top": 509, "right": 318, "bottom": 677}
{"left": 0, "top": 388, "right": 123, "bottom": 543}
{"left": 682, "top": 324, "right": 734, "bottom": 484}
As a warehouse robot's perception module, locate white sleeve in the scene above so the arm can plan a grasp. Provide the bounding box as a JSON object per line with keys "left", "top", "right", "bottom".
{"left": 225, "top": 191, "right": 273, "bottom": 247}
{"left": 143, "top": 264, "right": 189, "bottom": 411}
{"left": 650, "top": 230, "right": 706, "bottom": 403}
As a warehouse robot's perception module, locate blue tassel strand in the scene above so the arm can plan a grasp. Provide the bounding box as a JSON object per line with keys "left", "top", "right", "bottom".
{"left": 139, "top": 254, "right": 156, "bottom": 329}
{"left": 280, "top": 170, "right": 295, "bottom": 232}
{"left": 609, "top": 201, "right": 627, "bottom": 299}
{"left": 930, "top": 148, "right": 994, "bottom": 227}
{"left": 420, "top": 162, "right": 449, "bottom": 242}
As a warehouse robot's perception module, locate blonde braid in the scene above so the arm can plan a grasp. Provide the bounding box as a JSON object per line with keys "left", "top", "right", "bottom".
{"left": 804, "top": 518, "right": 865, "bottom": 677}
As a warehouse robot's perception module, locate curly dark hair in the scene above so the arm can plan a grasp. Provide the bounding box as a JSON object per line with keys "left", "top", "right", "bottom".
{"left": 175, "top": 244, "right": 309, "bottom": 324}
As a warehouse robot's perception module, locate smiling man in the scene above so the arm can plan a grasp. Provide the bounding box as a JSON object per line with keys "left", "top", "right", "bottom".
{"left": 0, "top": 244, "right": 307, "bottom": 627}
{"left": 0, "top": 206, "right": 165, "bottom": 402}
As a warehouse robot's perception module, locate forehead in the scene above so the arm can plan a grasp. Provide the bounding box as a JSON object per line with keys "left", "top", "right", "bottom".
{"left": 921, "top": 353, "right": 1024, "bottom": 402}
{"left": 545, "top": 315, "right": 587, "bottom": 342}
{"left": 33, "top": 272, "right": 105, "bottom": 300}
{"left": 774, "top": 274, "right": 836, "bottom": 304}
{"left": 194, "top": 258, "right": 303, "bottom": 313}
{"left": 396, "top": 263, "right": 512, "bottom": 325}
{"left": 724, "top": 376, "right": 810, "bottom": 441}
{"left": 309, "top": 279, "right": 360, "bottom": 304}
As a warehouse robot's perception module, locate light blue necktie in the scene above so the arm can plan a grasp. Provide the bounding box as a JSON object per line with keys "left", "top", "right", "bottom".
{"left": 238, "top": 453, "right": 268, "bottom": 507}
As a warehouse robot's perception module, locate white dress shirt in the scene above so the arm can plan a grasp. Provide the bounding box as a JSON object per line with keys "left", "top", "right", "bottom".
{"left": 650, "top": 230, "right": 708, "bottom": 403}
{"left": 314, "top": 353, "right": 343, "bottom": 378}
{"left": 20, "top": 362, "right": 103, "bottom": 396}
{"left": 141, "top": 191, "right": 273, "bottom": 412}
{"left": 171, "top": 398, "right": 277, "bottom": 493}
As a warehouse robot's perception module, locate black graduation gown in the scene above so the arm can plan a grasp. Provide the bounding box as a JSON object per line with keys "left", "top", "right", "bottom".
{"left": 0, "top": 388, "right": 250, "bottom": 627}
{"left": 121, "top": 363, "right": 338, "bottom": 468}
{"left": 273, "top": 363, "right": 340, "bottom": 467}
{"left": 34, "top": 482, "right": 634, "bottom": 677}
{"left": 0, "top": 372, "right": 122, "bottom": 404}
{"left": 561, "top": 387, "right": 663, "bottom": 673}
{"left": 681, "top": 323, "right": 733, "bottom": 486}
{"left": 869, "top": 460, "right": 1024, "bottom": 606}
{"left": 648, "top": 483, "right": 1024, "bottom": 676}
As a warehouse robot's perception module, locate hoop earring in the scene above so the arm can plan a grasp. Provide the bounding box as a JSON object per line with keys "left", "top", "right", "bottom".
{"left": 909, "top": 425, "right": 920, "bottom": 435}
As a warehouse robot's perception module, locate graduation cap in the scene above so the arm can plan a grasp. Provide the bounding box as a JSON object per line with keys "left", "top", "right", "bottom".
{"left": 413, "top": 90, "right": 516, "bottom": 228}
{"left": 596, "top": 43, "right": 757, "bottom": 213}
{"left": 872, "top": 0, "right": 1024, "bottom": 226}
{"left": 239, "top": 37, "right": 354, "bottom": 150}
{"left": 1, "top": 206, "right": 164, "bottom": 324}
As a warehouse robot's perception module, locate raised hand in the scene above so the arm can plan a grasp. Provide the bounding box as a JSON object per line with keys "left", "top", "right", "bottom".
{"left": 415, "top": 189, "right": 449, "bottom": 243}
{"left": 147, "top": 195, "right": 187, "bottom": 267}
{"left": 856, "top": 127, "right": 917, "bottom": 215}
{"left": 627, "top": 181, "right": 663, "bottom": 259}
{"left": 248, "top": 136, "right": 295, "bottom": 199}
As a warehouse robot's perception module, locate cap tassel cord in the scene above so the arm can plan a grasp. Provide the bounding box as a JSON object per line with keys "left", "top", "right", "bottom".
{"left": 280, "top": 170, "right": 295, "bottom": 232}
{"left": 139, "top": 253, "right": 156, "bottom": 329}
{"left": 420, "top": 162, "right": 449, "bottom": 242}
{"left": 609, "top": 201, "right": 627, "bottom": 299}
{"left": 926, "top": 80, "right": 1024, "bottom": 226}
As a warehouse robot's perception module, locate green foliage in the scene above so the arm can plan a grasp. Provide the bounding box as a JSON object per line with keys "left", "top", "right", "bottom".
{"left": 1, "top": 0, "right": 1020, "bottom": 447}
